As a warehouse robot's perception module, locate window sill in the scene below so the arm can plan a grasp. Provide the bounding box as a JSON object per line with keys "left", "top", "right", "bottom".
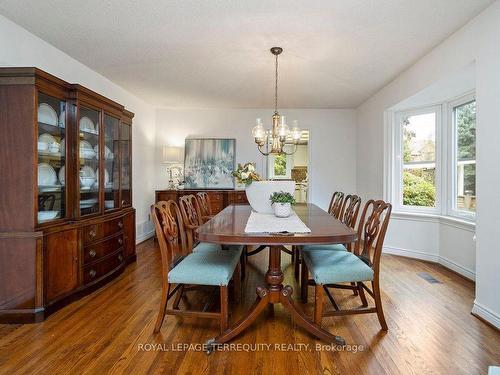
{"left": 392, "top": 211, "right": 475, "bottom": 231}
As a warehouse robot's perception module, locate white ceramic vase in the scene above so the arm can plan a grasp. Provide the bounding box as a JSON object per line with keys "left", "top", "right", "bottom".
{"left": 273, "top": 202, "right": 292, "bottom": 218}
{"left": 245, "top": 180, "right": 295, "bottom": 214}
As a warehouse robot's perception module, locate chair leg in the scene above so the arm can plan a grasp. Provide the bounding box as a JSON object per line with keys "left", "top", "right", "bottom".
{"left": 154, "top": 282, "right": 171, "bottom": 334}
{"left": 172, "top": 284, "right": 184, "bottom": 310}
{"left": 357, "top": 282, "right": 368, "bottom": 307}
{"left": 301, "top": 260, "right": 309, "bottom": 303}
{"left": 314, "top": 284, "right": 324, "bottom": 326}
{"left": 372, "top": 279, "right": 388, "bottom": 331}
{"left": 291, "top": 245, "right": 295, "bottom": 263}
{"left": 240, "top": 251, "right": 246, "bottom": 280}
{"left": 233, "top": 263, "right": 241, "bottom": 304}
{"left": 294, "top": 247, "right": 301, "bottom": 280}
{"left": 351, "top": 282, "right": 359, "bottom": 296}
{"left": 220, "top": 285, "right": 229, "bottom": 333}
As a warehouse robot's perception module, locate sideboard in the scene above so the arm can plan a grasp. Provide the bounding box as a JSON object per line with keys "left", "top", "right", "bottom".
{"left": 155, "top": 189, "right": 248, "bottom": 213}
{"left": 0, "top": 68, "right": 136, "bottom": 323}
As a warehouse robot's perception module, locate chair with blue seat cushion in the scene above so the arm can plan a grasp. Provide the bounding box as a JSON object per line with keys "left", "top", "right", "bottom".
{"left": 295, "top": 194, "right": 361, "bottom": 279}
{"left": 302, "top": 194, "right": 361, "bottom": 252}
{"left": 301, "top": 243, "right": 348, "bottom": 252}
{"left": 180, "top": 194, "right": 246, "bottom": 279}
{"left": 302, "top": 251, "right": 374, "bottom": 284}
{"left": 192, "top": 241, "right": 222, "bottom": 253}
{"left": 151, "top": 200, "right": 241, "bottom": 335}
{"left": 193, "top": 194, "right": 244, "bottom": 257}
{"left": 169, "top": 249, "right": 242, "bottom": 286}
{"left": 301, "top": 199, "right": 392, "bottom": 331}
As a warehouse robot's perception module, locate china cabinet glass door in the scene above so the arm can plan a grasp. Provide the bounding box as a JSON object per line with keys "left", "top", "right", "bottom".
{"left": 79, "top": 106, "right": 101, "bottom": 215}
{"left": 37, "top": 92, "right": 67, "bottom": 224}
{"left": 104, "top": 114, "right": 120, "bottom": 210}
{"left": 120, "top": 122, "right": 131, "bottom": 207}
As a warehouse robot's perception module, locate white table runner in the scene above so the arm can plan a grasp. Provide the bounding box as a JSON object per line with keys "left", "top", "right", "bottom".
{"left": 244, "top": 211, "right": 311, "bottom": 233}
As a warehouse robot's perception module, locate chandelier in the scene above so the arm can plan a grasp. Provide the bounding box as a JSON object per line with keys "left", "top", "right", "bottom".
{"left": 252, "top": 47, "right": 302, "bottom": 156}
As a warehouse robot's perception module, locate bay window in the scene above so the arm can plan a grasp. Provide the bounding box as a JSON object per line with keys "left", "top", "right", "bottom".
{"left": 388, "top": 92, "right": 476, "bottom": 221}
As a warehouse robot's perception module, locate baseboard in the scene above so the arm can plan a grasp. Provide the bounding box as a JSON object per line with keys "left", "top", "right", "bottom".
{"left": 438, "top": 256, "right": 475, "bottom": 281}
{"left": 472, "top": 301, "right": 500, "bottom": 329}
{"left": 383, "top": 246, "right": 439, "bottom": 262}
{"left": 136, "top": 219, "right": 154, "bottom": 244}
{"left": 136, "top": 229, "right": 154, "bottom": 244}
{"left": 383, "top": 246, "right": 475, "bottom": 280}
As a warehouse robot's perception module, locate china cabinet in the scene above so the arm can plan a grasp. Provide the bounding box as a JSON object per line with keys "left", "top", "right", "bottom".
{"left": 0, "top": 68, "right": 136, "bottom": 323}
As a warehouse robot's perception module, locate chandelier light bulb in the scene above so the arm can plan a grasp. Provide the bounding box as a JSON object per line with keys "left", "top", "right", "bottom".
{"left": 278, "top": 122, "right": 289, "bottom": 138}
{"left": 252, "top": 118, "right": 265, "bottom": 140}
{"left": 291, "top": 120, "right": 302, "bottom": 142}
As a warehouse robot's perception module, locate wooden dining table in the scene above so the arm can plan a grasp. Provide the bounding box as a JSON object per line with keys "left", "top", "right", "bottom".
{"left": 196, "top": 203, "right": 358, "bottom": 351}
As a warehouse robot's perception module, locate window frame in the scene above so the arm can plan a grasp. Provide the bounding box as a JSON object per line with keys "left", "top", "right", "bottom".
{"left": 393, "top": 105, "right": 442, "bottom": 214}
{"left": 267, "top": 153, "right": 293, "bottom": 180}
{"left": 385, "top": 91, "right": 476, "bottom": 224}
{"left": 447, "top": 92, "right": 476, "bottom": 220}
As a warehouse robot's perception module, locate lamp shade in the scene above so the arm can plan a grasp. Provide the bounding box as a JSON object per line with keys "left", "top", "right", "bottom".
{"left": 162, "top": 146, "right": 183, "bottom": 164}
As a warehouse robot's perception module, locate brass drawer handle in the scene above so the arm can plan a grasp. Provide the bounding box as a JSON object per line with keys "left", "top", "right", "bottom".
{"left": 89, "top": 269, "right": 96, "bottom": 279}
{"left": 118, "top": 254, "right": 124, "bottom": 262}
{"left": 89, "top": 229, "right": 96, "bottom": 239}
{"left": 89, "top": 249, "right": 96, "bottom": 258}
{"left": 118, "top": 221, "right": 123, "bottom": 229}
{"left": 118, "top": 238, "right": 123, "bottom": 245}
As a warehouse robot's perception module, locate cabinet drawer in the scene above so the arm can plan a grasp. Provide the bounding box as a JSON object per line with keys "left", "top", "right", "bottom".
{"left": 229, "top": 191, "right": 248, "bottom": 204}
{"left": 156, "top": 192, "right": 177, "bottom": 202}
{"left": 83, "top": 234, "right": 123, "bottom": 265}
{"left": 208, "top": 192, "right": 223, "bottom": 202}
{"left": 83, "top": 250, "right": 124, "bottom": 285}
{"left": 210, "top": 202, "right": 224, "bottom": 214}
{"left": 83, "top": 217, "right": 124, "bottom": 244}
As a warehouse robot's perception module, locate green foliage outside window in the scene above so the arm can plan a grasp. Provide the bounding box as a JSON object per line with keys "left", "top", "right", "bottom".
{"left": 403, "top": 170, "right": 435, "bottom": 207}
{"left": 456, "top": 101, "right": 476, "bottom": 195}
{"left": 274, "top": 154, "right": 287, "bottom": 176}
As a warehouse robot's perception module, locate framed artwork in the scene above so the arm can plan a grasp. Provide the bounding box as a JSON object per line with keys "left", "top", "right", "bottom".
{"left": 184, "top": 138, "right": 236, "bottom": 189}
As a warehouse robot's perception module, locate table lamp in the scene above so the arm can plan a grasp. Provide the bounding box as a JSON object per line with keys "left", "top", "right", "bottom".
{"left": 162, "top": 146, "right": 183, "bottom": 189}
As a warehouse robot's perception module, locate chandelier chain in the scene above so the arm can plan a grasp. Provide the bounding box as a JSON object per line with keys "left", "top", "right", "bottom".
{"left": 275, "top": 52, "right": 278, "bottom": 113}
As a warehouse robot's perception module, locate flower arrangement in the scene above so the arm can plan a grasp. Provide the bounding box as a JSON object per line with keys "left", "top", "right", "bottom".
{"left": 269, "top": 191, "right": 296, "bottom": 205}
{"left": 232, "top": 162, "right": 262, "bottom": 185}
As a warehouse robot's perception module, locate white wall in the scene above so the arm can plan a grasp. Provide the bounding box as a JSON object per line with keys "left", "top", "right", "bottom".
{"left": 0, "top": 15, "right": 156, "bottom": 242}
{"left": 356, "top": 1, "right": 500, "bottom": 327}
{"left": 155, "top": 108, "right": 356, "bottom": 210}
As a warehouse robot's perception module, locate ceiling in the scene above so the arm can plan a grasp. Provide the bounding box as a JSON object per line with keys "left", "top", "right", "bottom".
{"left": 0, "top": 0, "right": 492, "bottom": 108}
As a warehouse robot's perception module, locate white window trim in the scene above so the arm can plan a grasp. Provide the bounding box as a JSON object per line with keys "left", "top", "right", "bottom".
{"left": 447, "top": 92, "right": 476, "bottom": 220}
{"left": 393, "top": 105, "right": 442, "bottom": 214}
{"left": 384, "top": 91, "right": 476, "bottom": 223}
{"left": 267, "top": 153, "right": 292, "bottom": 180}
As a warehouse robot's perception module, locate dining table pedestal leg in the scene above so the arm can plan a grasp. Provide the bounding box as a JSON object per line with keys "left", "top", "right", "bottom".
{"left": 206, "top": 245, "right": 345, "bottom": 353}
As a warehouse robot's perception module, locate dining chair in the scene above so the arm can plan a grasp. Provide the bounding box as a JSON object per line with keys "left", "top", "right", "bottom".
{"left": 300, "top": 199, "right": 392, "bottom": 330}
{"left": 179, "top": 194, "right": 245, "bottom": 281}
{"left": 293, "top": 194, "right": 361, "bottom": 280}
{"left": 328, "top": 191, "right": 345, "bottom": 219}
{"left": 151, "top": 200, "right": 242, "bottom": 334}
{"left": 178, "top": 194, "right": 220, "bottom": 253}
{"left": 196, "top": 192, "right": 213, "bottom": 223}
{"left": 302, "top": 194, "right": 361, "bottom": 252}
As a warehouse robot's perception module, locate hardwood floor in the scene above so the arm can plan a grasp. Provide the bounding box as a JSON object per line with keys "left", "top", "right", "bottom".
{"left": 0, "top": 239, "right": 499, "bottom": 374}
